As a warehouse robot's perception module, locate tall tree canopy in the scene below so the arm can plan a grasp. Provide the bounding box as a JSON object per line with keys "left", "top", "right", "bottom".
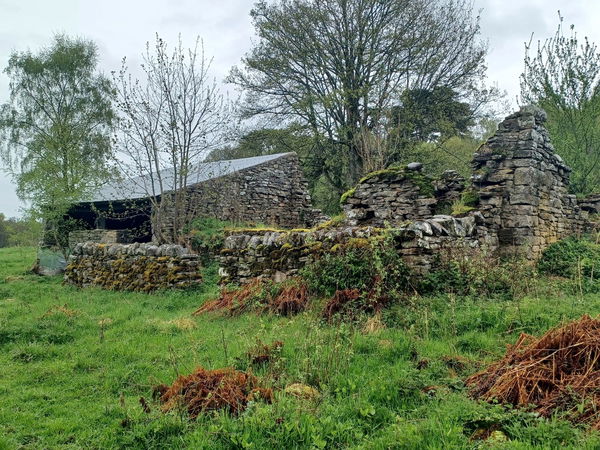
{"left": 0, "top": 35, "right": 115, "bottom": 224}
{"left": 229, "top": 0, "right": 489, "bottom": 191}
{"left": 521, "top": 16, "right": 600, "bottom": 195}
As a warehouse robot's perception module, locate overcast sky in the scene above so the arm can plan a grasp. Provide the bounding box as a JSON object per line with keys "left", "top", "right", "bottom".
{"left": 0, "top": 0, "right": 598, "bottom": 217}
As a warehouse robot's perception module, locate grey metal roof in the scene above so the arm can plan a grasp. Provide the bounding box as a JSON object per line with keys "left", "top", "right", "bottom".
{"left": 84, "top": 152, "right": 292, "bottom": 203}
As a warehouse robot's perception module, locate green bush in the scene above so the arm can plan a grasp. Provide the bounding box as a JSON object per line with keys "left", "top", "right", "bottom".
{"left": 186, "top": 217, "right": 232, "bottom": 262}
{"left": 301, "top": 231, "right": 411, "bottom": 300}
{"left": 420, "top": 250, "right": 534, "bottom": 299}
{"left": 538, "top": 236, "right": 600, "bottom": 279}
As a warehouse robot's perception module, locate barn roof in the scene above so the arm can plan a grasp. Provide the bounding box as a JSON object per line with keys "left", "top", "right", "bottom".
{"left": 83, "top": 152, "right": 293, "bottom": 203}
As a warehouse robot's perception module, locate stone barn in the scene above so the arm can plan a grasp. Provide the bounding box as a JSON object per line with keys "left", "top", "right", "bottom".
{"left": 66, "top": 152, "right": 324, "bottom": 247}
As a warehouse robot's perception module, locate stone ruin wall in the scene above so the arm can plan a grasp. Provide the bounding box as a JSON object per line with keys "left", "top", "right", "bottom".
{"left": 63, "top": 106, "right": 597, "bottom": 289}
{"left": 68, "top": 229, "right": 136, "bottom": 248}
{"left": 342, "top": 167, "right": 466, "bottom": 226}
{"left": 218, "top": 215, "right": 483, "bottom": 284}
{"left": 217, "top": 106, "right": 594, "bottom": 284}
{"left": 578, "top": 195, "right": 600, "bottom": 215}
{"left": 471, "top": 107, "right": 588, "bottom": 258}
{"left": 64, "top": 242, "right": 202, "bottom": 292}
{"left": 156, "top": 153, "right": 327, "bottom": 241}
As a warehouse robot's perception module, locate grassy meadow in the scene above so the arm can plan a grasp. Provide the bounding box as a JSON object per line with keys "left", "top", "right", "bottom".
{"left": 2, "top": 247, "right": 600, "bottom": 449}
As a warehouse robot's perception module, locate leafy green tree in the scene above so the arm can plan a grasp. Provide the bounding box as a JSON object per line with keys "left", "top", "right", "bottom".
{"left": 0, "top": 214, "right": 9, "bottom": 248}
{"left": 6, "top": 215, "right": 42, "bottom": 247}
{"left": 390, "top": 87, "right": 474, "bottom": 144}
{"left": 229, "top": 0, "right": 490, "bottom": 191}
{"left": 521, "top": 16, "right": 600, "bottom": 195}
{"left": 0, "top": 35, "right": 115, "bottom": 252}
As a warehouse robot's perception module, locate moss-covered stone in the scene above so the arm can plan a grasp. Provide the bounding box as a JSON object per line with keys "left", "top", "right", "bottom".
{"left": 64, "top": 243, "right": 202, "bottom": 292}
{"left": 340, "top": 187, "right": 356, "bottom": 205}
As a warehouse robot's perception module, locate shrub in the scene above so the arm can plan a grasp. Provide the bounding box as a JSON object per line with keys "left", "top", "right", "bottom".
{"left": 538, "top": 236, "right": 600, "bottom": 279}
{"left": 186, "top": 217, "right": 232, "bottom": 262}
{"left": 420, "top": 248, "right": 534, "bottom": 299}
{"left": 301, "top": 231, "right": 411, "bottom": 302}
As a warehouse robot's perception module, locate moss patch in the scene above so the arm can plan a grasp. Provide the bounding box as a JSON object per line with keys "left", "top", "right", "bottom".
{"left": 340, "top": 187, "right": 357, "bottom": 205}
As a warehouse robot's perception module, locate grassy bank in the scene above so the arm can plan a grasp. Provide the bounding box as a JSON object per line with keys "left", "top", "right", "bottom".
{"left": 1, "top": 247, "right": 600, "bottom": 449}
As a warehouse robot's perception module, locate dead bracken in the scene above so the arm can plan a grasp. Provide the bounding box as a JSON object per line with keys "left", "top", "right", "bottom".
{"left": 193, "top": 278, "right": 309, "bottom": 317}
{"left": 154, "top": 367, "right": 273, "bottom": 419}
{"left": 466, "top": 315, "right": 600, "bottom": 429}
{"left": 268, "top": 283, "right": 309, "bottom": 316}
{"left": 246, "top": 340, "right": 284, "bottom": 367}
{"left": 322, "top": 289, "right": 361, "bottom": 321}
{"left": 192, "top": 278, "right": 265, "bottom": 316}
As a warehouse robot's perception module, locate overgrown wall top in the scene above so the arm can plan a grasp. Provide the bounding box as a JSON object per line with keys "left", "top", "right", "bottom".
{"left": 218, "top": 214, "right": 483, "bottom": 284}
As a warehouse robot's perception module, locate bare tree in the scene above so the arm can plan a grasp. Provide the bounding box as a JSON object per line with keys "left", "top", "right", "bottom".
{"left": 113, "top": 35, "right": 231, "bottom": 244}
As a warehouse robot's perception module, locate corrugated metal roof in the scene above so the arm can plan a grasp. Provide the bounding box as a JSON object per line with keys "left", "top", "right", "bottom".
{"left": 84, "top": 152, "right": 292, "bottom": 203}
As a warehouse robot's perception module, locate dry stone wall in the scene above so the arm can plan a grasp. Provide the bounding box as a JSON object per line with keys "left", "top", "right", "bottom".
{"left": 342, "top": 166, "right": 465, "bottom": 227}
{"left": 65, "top": 243, "right": 202, "bottom": 292}
{"left": 217, "top": 106, "right": 596, "bottom": 284}
{"left": 157, "top": 153, "right": 326, "bottom": 241}
{"left": 579, "top": 194, "right": 600, "bottom": 215}
{"left": 218, "top": 214, "right": 483, "bottom": 284}
{"left": 68, "top": 229, "right": 135, "bottom": 248}
{"left": 471, "top": 106, "right": 588, "bottom": 258}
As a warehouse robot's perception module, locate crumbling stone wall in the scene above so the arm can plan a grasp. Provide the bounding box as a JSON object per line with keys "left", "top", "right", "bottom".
{"left": 472, "top": 106, "right": 588, "bottom": 258}
{"left": 157, "top": 153, "right": 325, "bottom": 240}
{"left": 218, "top": 215, "right": 483, "bottom": 284}
{"left": 216, "top": 106, "right": 595, "bottom": 284}
{"left": 341, "top": 166, "right": 465, "bottom": 227}
{"left": 65, "top": 242, "right": 202, "bottom": 292}
{"left": 579, "top": 194, "right": 600, "bottom": 215}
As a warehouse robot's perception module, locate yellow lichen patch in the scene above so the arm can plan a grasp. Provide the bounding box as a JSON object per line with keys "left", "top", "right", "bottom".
{"left": 346, "top": 238, "right": 370, "bottom": 249}
{"left": 339, "top": 187, "right": 356, "bottom": 205}
{"left": 313, "top": 214, "right": 346, "bottom": 230}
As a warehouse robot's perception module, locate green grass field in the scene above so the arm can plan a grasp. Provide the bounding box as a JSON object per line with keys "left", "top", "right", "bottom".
{"left": 2, "top": 247, "right": 600, "bottom": 449}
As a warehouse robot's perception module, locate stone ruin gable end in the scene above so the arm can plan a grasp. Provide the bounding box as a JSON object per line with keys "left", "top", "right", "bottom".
{"left": 217, "top": 214, "right": 483, "bottom": 284}
{"left": 156, "top": 153, "right": 325, "bottom": 239}
{"left": 471, "top": 106, "right": 588, "bottom": 259}
{"left": 342, "top": 165, "right": 466, "bottom": 227}
{"left": 64, "top": 242, "right": 202, "bottom": 292}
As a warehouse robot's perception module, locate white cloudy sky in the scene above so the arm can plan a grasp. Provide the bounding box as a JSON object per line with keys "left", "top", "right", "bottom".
{"left": 0, "top": 0, "right": 598, "bottom": 217}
